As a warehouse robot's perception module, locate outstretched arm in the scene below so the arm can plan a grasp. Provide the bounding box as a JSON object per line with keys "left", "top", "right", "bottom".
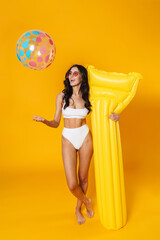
{"left": 33, "top": 92, "right": 63, "bottom": 128}
{"left": 44, "top": 92, "right": 63, "bottom": 128}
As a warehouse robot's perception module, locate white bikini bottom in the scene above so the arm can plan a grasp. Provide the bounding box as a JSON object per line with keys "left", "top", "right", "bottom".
{"left": 62, "top": 124, "right": 89, "bottom": 150}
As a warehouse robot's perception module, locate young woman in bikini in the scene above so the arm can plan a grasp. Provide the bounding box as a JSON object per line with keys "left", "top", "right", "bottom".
{"left": 32, "top": 64, "right": 120, "bottom": 225}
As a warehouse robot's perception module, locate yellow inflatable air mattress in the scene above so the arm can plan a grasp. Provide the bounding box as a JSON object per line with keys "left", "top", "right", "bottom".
{"left": 86, "top": 65, "right": 143, "bottom": 230}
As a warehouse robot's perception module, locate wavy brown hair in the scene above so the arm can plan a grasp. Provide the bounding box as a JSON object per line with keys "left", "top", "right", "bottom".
{"left": 62, "top": 64, "right": 92, "bottom": 114}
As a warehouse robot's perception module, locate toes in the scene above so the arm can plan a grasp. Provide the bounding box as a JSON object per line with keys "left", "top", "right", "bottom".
{"left": 86, "top": 210, "right": 94, "bottom": 218}
{"left": 78, "top": 219, "right": 85, "bottom": 224}
{"left": 78, "top": 218, "right": 86, "bottom": 224}
{"left": 75, "top": 211, "right": 86, "bottom": 224}
{"left": 86, "top": 198, "right": 94, "bottom": 218}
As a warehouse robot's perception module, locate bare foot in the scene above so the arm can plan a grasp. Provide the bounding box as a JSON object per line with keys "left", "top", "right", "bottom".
{"left": 75, "top": 208, "right": 86, "bottom": 224}
{"left": 85, "top": 198, "right": 94, "bottom": 218}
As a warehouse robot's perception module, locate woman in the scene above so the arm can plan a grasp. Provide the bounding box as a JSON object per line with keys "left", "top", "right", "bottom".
{"left": 32, "top": 64, "right": 120, "bottom": 225}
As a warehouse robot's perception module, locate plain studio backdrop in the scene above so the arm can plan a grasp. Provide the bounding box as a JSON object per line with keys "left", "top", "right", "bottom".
{"left": 0, "top": 0, "right": 160, "bottom": 239}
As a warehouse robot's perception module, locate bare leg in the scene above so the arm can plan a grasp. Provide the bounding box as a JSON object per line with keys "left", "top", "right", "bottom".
{"left": 75, "top": 182, "right": 87, "bottom": 224}
{"left": 75, "top": 180, "right": 88, "bottom": 224}
{"left": 62, "top": 135, "right": 92, "bottom": 224}
{"left": 76, "top": 129, "right": 94, "bottom": 218}
{"left": 76, "top": 179, "right": 88, "bottom": 210}
{"left": 69, "top": 182, "right": 89, "bottom": 205}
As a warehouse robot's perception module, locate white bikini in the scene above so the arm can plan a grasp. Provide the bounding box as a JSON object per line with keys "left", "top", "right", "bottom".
{"left": 62, "top": 101, "right": 90, "bottom": 150}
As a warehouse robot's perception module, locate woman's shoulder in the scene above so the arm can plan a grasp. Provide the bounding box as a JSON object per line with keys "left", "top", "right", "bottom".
{"left": 57, "top": 91, "right": 64, "bottom": 97}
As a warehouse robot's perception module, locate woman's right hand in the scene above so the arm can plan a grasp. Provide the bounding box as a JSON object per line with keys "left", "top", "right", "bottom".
{"left": 32, "top": 115, "right": 46, "bottom": 123}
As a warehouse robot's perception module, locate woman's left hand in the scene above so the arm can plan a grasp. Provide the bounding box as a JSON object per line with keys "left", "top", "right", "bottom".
{"left": 109, "top": 112, "right": 120, "bottom": 121}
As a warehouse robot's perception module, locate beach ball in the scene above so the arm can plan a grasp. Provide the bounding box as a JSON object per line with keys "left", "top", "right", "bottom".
{"left": 16, "top": 30, "right": 56, "bottom": 70}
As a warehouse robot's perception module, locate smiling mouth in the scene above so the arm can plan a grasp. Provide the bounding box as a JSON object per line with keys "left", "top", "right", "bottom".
{"left": 71, "top": 80, "right": 75, "bottom": 82}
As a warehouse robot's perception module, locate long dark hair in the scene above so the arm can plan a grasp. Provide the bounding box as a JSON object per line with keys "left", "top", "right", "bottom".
{"left": 62, "top": 64, "right": 92, "bottom": 114}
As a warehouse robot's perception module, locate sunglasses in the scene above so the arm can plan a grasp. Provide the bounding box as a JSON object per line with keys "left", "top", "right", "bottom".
{"left": 68, "top": 71, "right": 80, "bottom": 77}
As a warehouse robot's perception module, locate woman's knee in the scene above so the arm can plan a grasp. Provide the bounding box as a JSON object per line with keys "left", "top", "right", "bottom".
{"left": 68, "top": 180, "right": 78, "bottom": 192}
{"left": 79, "top": 175, "right": 88, "bottom": 185}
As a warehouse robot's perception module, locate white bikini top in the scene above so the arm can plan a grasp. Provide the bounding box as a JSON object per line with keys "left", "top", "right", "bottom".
{"left": 62, "top": 101, "right": 89, "bottom": 119}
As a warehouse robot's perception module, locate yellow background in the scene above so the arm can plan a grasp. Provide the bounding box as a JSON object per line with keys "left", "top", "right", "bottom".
{"left": 1, "top": 0, "right": 160, "bottom": 239}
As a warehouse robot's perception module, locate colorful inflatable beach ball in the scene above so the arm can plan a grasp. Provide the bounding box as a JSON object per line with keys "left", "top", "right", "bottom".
{"left": 16, "top": 30, "right": 56, "bottom": 70}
